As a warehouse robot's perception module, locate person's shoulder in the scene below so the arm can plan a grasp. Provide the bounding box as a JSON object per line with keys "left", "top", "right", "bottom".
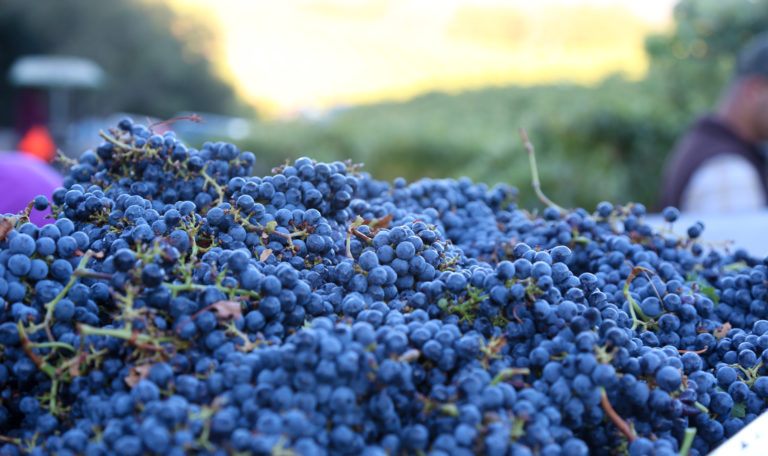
{"left": 685, "top": 114, "right": 730, "bottom": 138}
{"left": 675, "top": 114, "right": 750, "bottom": 158}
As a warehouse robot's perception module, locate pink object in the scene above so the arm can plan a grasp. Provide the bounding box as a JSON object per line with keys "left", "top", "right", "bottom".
{"left": 0, "top": 152, "right": 63, "bottom": 226}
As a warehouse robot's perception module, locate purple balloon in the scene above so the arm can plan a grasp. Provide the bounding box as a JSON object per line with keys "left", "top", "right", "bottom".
{"left": 0, "top": 152, "right": 63, "bottom": 226}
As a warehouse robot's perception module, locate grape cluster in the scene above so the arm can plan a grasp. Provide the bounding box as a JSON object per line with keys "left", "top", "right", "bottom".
{"left": 1, "top": 118, "right": 767, "bottom": 456}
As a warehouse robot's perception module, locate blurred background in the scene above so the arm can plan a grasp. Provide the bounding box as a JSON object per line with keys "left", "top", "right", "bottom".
{"left": 1, "top": 0, "right": 766, "bottom": 211}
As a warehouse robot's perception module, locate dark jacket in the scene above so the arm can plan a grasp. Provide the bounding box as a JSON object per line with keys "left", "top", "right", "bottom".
{"left": 658, "top": 114, "right": 768, "bottom": 209}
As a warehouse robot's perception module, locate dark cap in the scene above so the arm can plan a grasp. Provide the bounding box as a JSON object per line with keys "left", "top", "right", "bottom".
{"left": 737, "top": 31, "right": 768, "bottom": 78}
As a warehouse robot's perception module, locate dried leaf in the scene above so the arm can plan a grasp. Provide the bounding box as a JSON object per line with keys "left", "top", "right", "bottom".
{"left": 23, "top": 201, "right": 34, "bottom": 218}
{"left": 0, "top": 217, "right": 15, "bottom": 241}
{"left": 69, "top": 362, "right": 81, "bottom": 378}
{"left": 210, "top": 300, "right": 242, "bottom": 321}
{"left": 370, "top": 214, "right": 393, "bottom": 230}
{"left": 124, "top": 364, "right": 152, "bottom": 387}
{"left": 260, "top": 249, "right": 273, "bottom": 262}
{"left": 714, "top": 322, "right": 732, "bottom": 340}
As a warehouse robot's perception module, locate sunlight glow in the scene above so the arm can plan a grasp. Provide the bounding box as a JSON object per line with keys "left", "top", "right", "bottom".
{"left": 170, "top": 0, "right": 676, "bottom": 118}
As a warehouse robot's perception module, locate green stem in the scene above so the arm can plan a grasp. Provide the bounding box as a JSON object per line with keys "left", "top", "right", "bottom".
{"left": 491, "top": 367, "right": 530, "bottom": 386}
{"left": 50, "top": 377, "right": 60, "bottom": 414}
{"left": 572, "top": 236, "right": 590, "bottom": 245}
{"left": 163, "top": 281, "right": 260, "bottom": 299}
{"left": 78, "top": 324, "right": 160, "bottom": 348}
{"left": 694, "top": 401, "right": 709, "bottom": 414}
{"left": 510, "top": 417, "right": 526, "bottom": 441}
{"left": 201, "top": 164, "right": 225, "bottom": 206}
{"left": 624, "top": 280, "right": 649, "bottom": 331}
{"left": 33, "top": 342, "right": 76, "bottom": 352}
{"left": 79, "top": 325, "right": 133, "bottom": 339}
{"left": 679, "top": 428, "right": 696, "bottom": 456}
{"left": 17, "top": 320, "right": 57, "bottom": 378}
{"left": 439, "top": 403, "right": 459, "bottom": 417}
{"left": 0, "top": 435, "right": 21, "bottom": 445}
{"left": 36, "top": 252, "right": 93, "bottom": 332}
{"left": 99, "top": 130, "right": 145, "bottom": 153}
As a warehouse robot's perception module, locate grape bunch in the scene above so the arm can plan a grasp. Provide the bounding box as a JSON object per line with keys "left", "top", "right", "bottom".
{"left": 1, "top": 118, "right": 767, "bottom": 456}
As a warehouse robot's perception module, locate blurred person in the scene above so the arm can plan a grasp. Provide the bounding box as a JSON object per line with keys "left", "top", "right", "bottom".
{"left": 659, "top": 32, "right": 768, "bottom": 212}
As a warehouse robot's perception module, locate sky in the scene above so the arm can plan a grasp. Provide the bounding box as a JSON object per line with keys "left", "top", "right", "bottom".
{"left": 171, "top": 0, "right": 678, "bottom": 118}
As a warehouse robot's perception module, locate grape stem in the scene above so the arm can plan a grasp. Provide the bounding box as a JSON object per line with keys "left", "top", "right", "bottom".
{"left": 163, "top": 281, "right": 260, "bottom": 299}
{"left": 600, "top": 387, "right": 637, "bottom": 442}
{"left": 32, "top": 251, "right": 96, "bottom": 339}
{"left": 17, "top": 320, "right": 57, "bottom": 378}
{"left": 33, "top": 341, "right": 76, "bottom": 352}
{"left": 491, "top": 367, "right": 531, "bottom": 386}
{"left": 624, "top": 263, "right": 652, "bottom": 331}
{"left": 77, "top": 324, "right": 168, "bottom": 352}
{"left": 693, "top": 401, "right": 709, "bottom": 414}
{"left": 679, "top": 427, "right": 697, "bottom": 455}
{"left": 0, "top": 434, "right": 20, "bottom": 445}
{"left": 49, "top": 377, "right": 60, "bottom": 415}
{"left": 518, "top": 127, "right": 563, "bottom": 211}
{"left": 149, "top": 113, "right": 203, "bottom": 130}
{"left": 98, "top": 130, "right": 145, "bottom": 153}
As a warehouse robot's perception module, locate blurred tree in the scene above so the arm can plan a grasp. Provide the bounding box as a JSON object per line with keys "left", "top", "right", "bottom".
{"left": 237, "top": 0, "right": 768, "bottom": 211}
{"left": 645, "top": 0, "right": 768, "bottom": 114}
{"left": 0, "top": 0, "right": 253, "bottom": 126}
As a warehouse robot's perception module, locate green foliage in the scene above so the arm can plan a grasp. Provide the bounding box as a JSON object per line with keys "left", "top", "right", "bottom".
{"left": 0, "top": 0, "right": 251, "bottom": 125}
{"left": 240, "top": 0, "right": 768, "bottom": 211}
{"left": 645, "top": 0, "right": 768, "bottom": 113}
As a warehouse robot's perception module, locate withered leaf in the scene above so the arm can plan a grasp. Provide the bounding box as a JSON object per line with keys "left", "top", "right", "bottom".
{"left": 69, "top": 362, "right": 82, "bottom": 378}
{"left": 370, "top": 214, "right": 393, "bottom": 230}
{"left": 23, "top": 200, "right": 34, "bottom": 218}
{"left": 260, "top": 249, "right": 273, "bottom": 262}
{"left": 714, "top": 322, "right": 732, "bottom": 340}
{"left": 124, "top": 364, "right": 152, "bottom": 387}
{"left": 210, "top": 300, "right": 242, "bottom": 321}
{"left": 0, "top": 217, "right": 15, "bottom": 242}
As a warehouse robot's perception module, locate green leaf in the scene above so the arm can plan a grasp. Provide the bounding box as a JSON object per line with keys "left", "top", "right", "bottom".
{"left": 700, "top": 285, "right": 720, "bottom": 306}
{"left": 731, "top": 401, "right": 746, "bottom": 418}
{"left": 685, "top": 272, "right": 720, "bottom": 307}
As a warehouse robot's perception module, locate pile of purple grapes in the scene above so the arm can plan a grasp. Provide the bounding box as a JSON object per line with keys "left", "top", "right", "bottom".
{"left": 1, "top": 118, "right": 767, "bottom": 456}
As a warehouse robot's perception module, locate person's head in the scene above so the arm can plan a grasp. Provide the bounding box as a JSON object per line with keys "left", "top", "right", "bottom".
{"left": 723, "top": 32, "right": 768, "bottom": 142}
